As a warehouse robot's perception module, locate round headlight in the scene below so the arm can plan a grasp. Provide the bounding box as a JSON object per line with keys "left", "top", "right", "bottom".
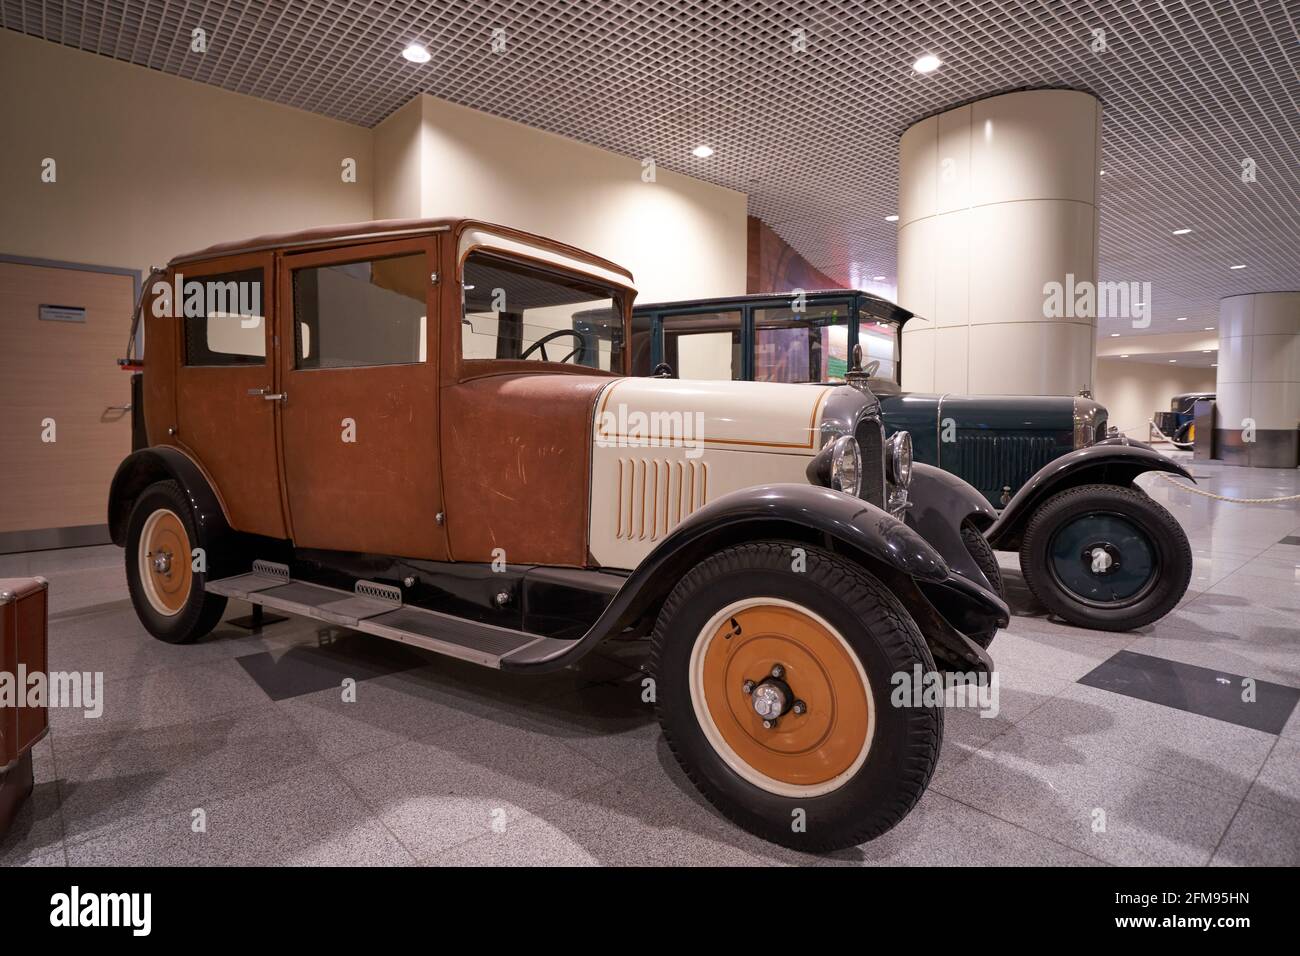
{"left": 830, "top": 435, "right": 861, "bottom": 497}
{"left": 887, "top": 430, "right": 913, "bottom": 488}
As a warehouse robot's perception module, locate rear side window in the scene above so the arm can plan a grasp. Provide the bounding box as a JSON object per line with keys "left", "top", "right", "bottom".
{"left": 660, "top": 310, "right": 742, "bottom": 380}
{"left": 182, "top": 268, "right": 266, "bottom": 366}
{"left": 293, "top": 253, "right": 427, "bottom": 370}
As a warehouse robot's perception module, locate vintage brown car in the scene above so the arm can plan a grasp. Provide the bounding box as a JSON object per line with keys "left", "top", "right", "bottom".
{"left": 109, "top": 218, "right": 1008, "bottom": 851}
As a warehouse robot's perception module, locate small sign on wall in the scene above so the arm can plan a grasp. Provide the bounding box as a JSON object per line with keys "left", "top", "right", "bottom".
{"left": 39, "top": 304, "right": 86, "bottom": 323}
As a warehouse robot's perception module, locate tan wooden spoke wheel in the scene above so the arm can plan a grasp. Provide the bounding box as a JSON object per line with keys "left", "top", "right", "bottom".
{"left": 137, "top": 508, "right": 193, "bottom": 617}
{"left": 688, "top": 597, "right": 874, "bottom": 798}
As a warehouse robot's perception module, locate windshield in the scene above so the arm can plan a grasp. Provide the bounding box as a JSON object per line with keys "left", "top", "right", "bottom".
{"left": 858, "top": 313, "right": 899, "bottom": 383}
{"left": 461, "top": 252, "right": 625, "bottom": 371}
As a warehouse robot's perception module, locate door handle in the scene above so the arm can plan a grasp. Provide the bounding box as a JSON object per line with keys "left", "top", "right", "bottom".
{"left": 106, "top": 404, "right": 133, "bottom": 411}
{"left": 247, "top": 388, "right": 286, "bottom": 403}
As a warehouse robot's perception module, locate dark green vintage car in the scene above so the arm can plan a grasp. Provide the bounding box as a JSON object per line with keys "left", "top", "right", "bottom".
{"left": 630, "top": 290, "right": 1194, "bottom": 632}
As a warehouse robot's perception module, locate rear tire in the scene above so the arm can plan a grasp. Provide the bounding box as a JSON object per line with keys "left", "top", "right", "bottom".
{"left": 1019, "top": 483, "right": 1191, "bottom": 631}
{"left": 650, "top": 541, "right": 941, "bottom": 852}
{"left": 125, "top": 480, "right": 227, "bottom": 644}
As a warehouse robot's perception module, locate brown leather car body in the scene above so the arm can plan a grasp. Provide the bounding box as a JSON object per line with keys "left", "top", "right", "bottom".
{"left": 143, "top": 218, "right": 633, "bottom": 567}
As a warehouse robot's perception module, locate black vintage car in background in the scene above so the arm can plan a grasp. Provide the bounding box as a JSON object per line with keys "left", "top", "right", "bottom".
{"left": 629, "top": 290, "right": 1194, "bottom": 632}
{"left": 1154, "top": 391, "right": 1216, "bottom": 449}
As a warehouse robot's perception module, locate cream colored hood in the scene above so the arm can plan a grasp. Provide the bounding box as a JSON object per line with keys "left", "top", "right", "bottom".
{"left": 588, "top": 378, "right": 835, "bottom": 570}
{"left": 592, "top": 378, "right": 833, "bottom": 459}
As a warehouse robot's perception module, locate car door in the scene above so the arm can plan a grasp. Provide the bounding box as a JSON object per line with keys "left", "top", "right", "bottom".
{"left": 276, "top": 236, "right": 447, "bottom": 560}
{"left": 172, "top": 252, "right": 287, "bottom": 539}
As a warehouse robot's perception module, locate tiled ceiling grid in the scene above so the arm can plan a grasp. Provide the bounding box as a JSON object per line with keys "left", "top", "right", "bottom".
{"left": 3, "top": 0, "right": 1297, "bottom": 335}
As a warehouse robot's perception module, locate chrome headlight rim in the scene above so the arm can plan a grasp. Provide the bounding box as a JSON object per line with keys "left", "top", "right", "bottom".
{"left": 830, "top": 435, "right": 862, "bottom": 498}
{"left": 887, "top": 430, "right": 912, "bottom": 489}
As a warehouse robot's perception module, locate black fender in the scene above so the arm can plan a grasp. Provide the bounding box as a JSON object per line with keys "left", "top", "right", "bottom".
{"left": 902, "top": 462, "right": 1000, "bottom": 593}
{"left": 985, "top": 444, "right": 1193, "bottom": 551}
{"left": 502, "top": 483, "right": 1007, "bottom": 674}
{"left": 107, "top": 447, "right": 234, "bottom": 569}
{"left": 1095, "top": 435, "right": 1157, "bottom": 452}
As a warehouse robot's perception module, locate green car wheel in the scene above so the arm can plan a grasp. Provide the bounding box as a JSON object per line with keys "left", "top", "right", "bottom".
{"left": 1019, "top": 483, "right": 1191, "bottom": 632}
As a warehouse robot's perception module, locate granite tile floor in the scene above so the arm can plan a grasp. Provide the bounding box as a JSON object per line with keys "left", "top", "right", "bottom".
{"left": 2, "top": 457, "right": 1297, "bottom": 866}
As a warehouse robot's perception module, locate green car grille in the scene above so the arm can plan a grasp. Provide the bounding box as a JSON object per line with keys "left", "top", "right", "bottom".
{"left": 945, "top": 434, "right": 1061, "bottom": 501}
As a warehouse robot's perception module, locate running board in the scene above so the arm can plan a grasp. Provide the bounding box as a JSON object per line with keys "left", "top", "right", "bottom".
{"left": 205, "top": 562, "right": 551, "bottom": 669}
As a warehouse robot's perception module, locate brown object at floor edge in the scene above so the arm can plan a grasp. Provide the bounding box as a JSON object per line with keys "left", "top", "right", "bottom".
{"left": 1, "top": 577, "right": 49, "bottom": 839}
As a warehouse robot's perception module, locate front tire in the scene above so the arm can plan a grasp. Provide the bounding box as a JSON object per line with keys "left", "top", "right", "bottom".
{"left": 650, "top": 541, "right": 942, "bottom": 852}
{"left": 960, "top": 520, "right": 1004, "bottom": 649}
{"left": 1019, "top": 483, "right": 1191, "bottom": 631}
{"left": 125, "top": 480, "right": 227, "bottom": 644}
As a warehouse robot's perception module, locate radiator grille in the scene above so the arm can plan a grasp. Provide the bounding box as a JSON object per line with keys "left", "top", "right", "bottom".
{"left": 856, "top": 416, "right": 886, "bottom": 509}
{"left": 614, "top": 458, "right": 709, "bottom": 542}
{"left": 948, "top": 435, "right": 1059, "bottom": 498}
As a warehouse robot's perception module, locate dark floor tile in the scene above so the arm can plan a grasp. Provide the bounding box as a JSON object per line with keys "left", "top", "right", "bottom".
{"left": 235, "top": 629, "right": 425, "bottom": 701}
{"left": 1079, "top": 650, "right": 1300, "bottom": 734}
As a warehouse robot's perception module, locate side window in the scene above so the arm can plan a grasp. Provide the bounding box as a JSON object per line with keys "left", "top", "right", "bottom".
{"left": 460, "top": 253, "right": 623, "bottom": 371}
{"left": 661, "top": 310, "right": 742, "bottom": 380}
{"left": 293, "top": 253, "right": 427, "bottom": 370}
{"left": 754, "top": 301, "right": 851, "bottom": 383}
{"left": 182, "top": 268, "right": 266, "bottom": 366}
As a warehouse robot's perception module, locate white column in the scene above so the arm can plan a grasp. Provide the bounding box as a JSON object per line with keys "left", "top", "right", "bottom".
{"left": 1215, "top": 292, "right": 1300, "bottom": 467}
{"left": 897, "top": 89, "right": 1100, "bottom": 396}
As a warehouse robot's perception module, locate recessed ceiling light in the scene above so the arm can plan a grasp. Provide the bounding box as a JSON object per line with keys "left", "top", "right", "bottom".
{"left": 402, "top": 43, "right": 430, "bottom": 63}
{"left": 692, "top": 145, "right": 714, "bottom": 159}
{"left": 1177, "top": 316, "right": 1188, "bottom": 321}
{"left": 1202, "top": 349, "right": 1213, "bottom": 353}
{"left": 1205, "top": 326, "right": 1215, "bottom": 331}
{"left": 1172, "top": 228, "right": 1192, "bottom": 235}
{"left": 885, "top": 215, "right": 899, "bottom": 222}
{"left": 873, "top": 275, "right": 887, "bottom": 281}
{"left": 1230, "top": 264, "right": 1246, "bottom": 269}
{"left": 913, "top": 54, "right": 942, "bottom": 74}
{"left": 1120, "top": 354, "right": 1130, "bottom": 358}
{"left": 1110, "top": 333, "right": 1121, "bottom": 337}
{"left": 1169, "top": 359, "right": 1178, "bottom": 363}
{"left": 1211, "top": 363, "right": 1218, "bottom": 367}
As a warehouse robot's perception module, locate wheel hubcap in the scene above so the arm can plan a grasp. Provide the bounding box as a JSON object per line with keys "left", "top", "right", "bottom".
{"left": 1049, "top": 512, "right": 1156, "bottom": 606}
{"left": 138, "top": 509, "right": 192, "bottom": 616}
{"left": 689, "top": 599, "right": 874, "bottom": 797}
{"left": 750, "top": 676, "right": 790, "bottom": 721}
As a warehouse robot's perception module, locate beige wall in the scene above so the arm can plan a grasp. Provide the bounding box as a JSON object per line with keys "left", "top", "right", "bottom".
{"left": 372, "top": 97, "right": 423, "bottom": 227}
{"left": 1095, "top": 358, "right": 1215, "bottom": 438}
{"left": 0, "top": 30, "right": 374, "bottom": 274}
{"left": 374, "top": 95, "right": 747, "bottom": 303}
{"left": 1, "top": 31, "right": 745, "bottom": 308}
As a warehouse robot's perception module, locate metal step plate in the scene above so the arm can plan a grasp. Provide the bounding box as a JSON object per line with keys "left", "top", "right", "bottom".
{"left": 360, "top": 606, "right": 542, "bottom": 668}
{"left": 204, "top": 565, "right": 544, "bottom": 668}
{"left": 205, "top": 560, "right": 291, "bottom": 601}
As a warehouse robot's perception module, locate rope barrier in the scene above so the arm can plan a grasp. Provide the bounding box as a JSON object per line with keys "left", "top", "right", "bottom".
{"left": 1136, "top": 420, "right": 1300, "bottom": 503}
{"left": 1153, "top": 472, "right": 1300, "bottom": 504}
{"left": 1145, "top": 419, "right": 1193, "bottom": 450}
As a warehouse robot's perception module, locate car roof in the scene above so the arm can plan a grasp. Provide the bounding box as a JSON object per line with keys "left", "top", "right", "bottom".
{"left": 166, "top": 217, "right": 635, "bottom": 284}
{"left": 632, "top": 289, "right": 915, "bottom": 325}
